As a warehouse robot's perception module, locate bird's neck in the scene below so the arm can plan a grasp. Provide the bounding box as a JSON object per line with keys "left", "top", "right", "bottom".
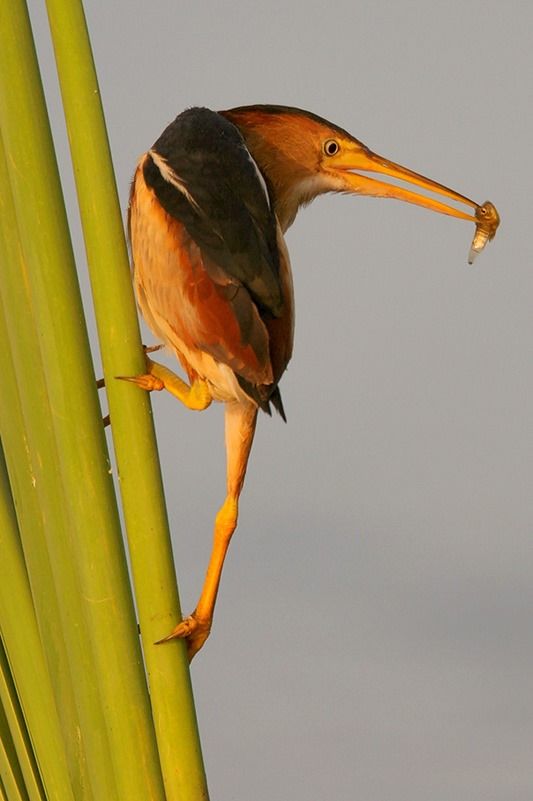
{"left": 269, "top": 172, "right": 329, "bottom": 232}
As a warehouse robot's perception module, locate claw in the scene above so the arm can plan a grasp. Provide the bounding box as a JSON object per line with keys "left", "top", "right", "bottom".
{"left": 99, "top": 345, "right": 162, "bottom": 391}
{"left": 115, "top": 373, "right": 164, "bottom": 392}
{"left": 156, "top": 612, "right": 211, "bottom": 662}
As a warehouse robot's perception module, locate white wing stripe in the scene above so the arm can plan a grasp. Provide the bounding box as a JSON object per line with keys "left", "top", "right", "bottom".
{"left": 148, "top": 149, "right": 201, "bottom": 212}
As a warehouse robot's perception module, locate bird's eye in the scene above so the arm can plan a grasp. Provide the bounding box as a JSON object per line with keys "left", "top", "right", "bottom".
{"left": 323, "top": 139, "right": 340, "bottom": 156}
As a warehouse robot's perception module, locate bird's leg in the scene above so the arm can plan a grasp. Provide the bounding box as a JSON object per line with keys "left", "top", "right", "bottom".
{"left": 117, "top": 357, "right": 212, "bottom": 411}
{"left": 158, "top": 401, "right": 258, "bottom": 660}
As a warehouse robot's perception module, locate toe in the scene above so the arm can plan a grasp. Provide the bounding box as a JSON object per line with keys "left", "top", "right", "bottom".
{"left": 155, "top": 613, "right": 211, "bottom": 660}
{"left": 115, "top": 373, "right": 164, "bottom": 391}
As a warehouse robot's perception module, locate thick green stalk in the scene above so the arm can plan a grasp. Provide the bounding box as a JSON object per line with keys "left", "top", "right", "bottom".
{"left": 0, "top": 432, "right": 73, "bottom": 801}
{"left": 0, "top": 3, "right": 165, "bottom": 800}
{"left": 0, "top": 132, "right": 91, "bottom": 800}
{"left": 44, "top": 0, "right": 209, "bottom": 798}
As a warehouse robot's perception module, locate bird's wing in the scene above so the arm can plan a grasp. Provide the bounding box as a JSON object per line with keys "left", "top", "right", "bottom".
{"left": 130, "top": 161, "right": 275, "bottom": 390}
{"left": 142, "top": 108, "right": 284, "bottom": 317}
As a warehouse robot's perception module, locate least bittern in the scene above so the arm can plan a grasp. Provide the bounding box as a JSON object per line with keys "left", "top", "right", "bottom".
{"left": 126, "top": 105, "right": 499, "bottom": 660}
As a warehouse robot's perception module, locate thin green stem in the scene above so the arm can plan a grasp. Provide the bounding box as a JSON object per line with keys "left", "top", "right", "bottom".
{"left": 0, "top": 638, "right": 43, "bottom": 801}
{"left": 0, "top": 735, "right": 28, "bottom": 801}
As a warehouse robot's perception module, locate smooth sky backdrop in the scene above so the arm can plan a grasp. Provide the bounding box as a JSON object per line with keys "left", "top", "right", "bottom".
{"left": 31, "top": 2, "right": 532, "bottom": 799}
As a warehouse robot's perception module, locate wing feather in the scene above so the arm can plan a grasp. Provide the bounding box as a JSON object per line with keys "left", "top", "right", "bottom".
{"left": 143, "top": 107, "right": 283, "bottom": 316}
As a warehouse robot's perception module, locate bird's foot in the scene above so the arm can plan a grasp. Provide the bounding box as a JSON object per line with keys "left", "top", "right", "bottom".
{"left": 156, "top": 611, "right": 211, "bottom": 662}
{"left": 118, "top": 357, "right": 212, "bottom": 410}
{"left": 116, "top": 353, "right": 167, "bottom": 391}
{"left": 97, "top": 344, "right": 163, "bottom": 388}
{"left": 96, "top": 344, "right": 164, "bottom": 390}
{"left": 98, "top": 346, "right": 165, "bottom": 422}
{"left": 115, "top": 370, "right": 165, "bottom": 392}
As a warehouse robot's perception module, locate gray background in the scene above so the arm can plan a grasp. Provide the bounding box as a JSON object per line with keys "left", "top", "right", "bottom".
{"left": 31, "top": 1, "right": 532, "bottom": 799}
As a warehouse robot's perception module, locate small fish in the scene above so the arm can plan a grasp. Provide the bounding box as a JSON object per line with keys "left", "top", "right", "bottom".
{"left": 468, "top": 201, "right": 500, "bottom": 264}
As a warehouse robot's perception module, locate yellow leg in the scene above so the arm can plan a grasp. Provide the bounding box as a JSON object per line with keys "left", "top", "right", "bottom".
{"left": 117, "top": 357, "right": 212, "bottom": 411}
{"left": 158, "top": 401, "right": 258, "bottom": 661}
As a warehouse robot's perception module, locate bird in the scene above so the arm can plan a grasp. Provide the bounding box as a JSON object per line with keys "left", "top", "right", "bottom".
{"left": 126, "top": 104, "right": 498, "bottom": 660}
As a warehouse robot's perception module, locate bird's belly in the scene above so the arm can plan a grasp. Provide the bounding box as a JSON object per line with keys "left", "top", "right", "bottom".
{"left": 166, "top": 335, "right": 254, "bottom": 405}
{"left": 134, "top": 274, "right": 254, "bottom": 405}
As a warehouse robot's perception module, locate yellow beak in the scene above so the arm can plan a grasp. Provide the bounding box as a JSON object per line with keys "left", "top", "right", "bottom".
{"left": 331, "top": 144, "right": 478, "bottom": 220}
{"left": 328, "top": 144, "right": 500, "bottom": 261}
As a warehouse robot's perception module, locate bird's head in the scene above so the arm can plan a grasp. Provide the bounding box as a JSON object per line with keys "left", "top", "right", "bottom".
{"left": 221, "top": 105, "right": 497, "bottom": 253}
